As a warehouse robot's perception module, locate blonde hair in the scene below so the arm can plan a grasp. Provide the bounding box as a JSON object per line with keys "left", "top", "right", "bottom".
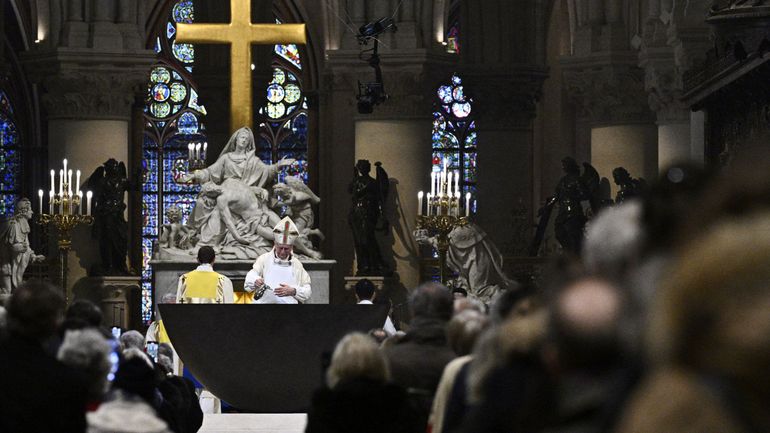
{"left": 326, "top": 332, "right": 390, "bottom": 388}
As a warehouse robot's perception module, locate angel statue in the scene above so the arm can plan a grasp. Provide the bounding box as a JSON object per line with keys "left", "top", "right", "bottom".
{"left": 86, "top": 159, "right": 131, "bottom": 275}
{"left": 0, "top": 198, "right": 46, "bottom": 295}
{"left": 159, "top": 205, "right": 196, "bottom": 250}
{"left": 177, "top": 127, "right": 295, "bottom": 259}
{"left": 272, "top": 176, "right": 324, "bottom": 259}
{"left": 348, "top": 159, "right": 389, "bottom": 276}
{"left": 530, "top": 157, "right": 601, "bottom": 256}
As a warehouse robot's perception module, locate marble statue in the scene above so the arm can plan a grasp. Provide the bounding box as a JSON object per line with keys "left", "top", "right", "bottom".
{"left": 159, "top": 205, "right": 196, "bottom": 250}
{"left": 272, "top": 177, "right": 324, "bottom": 259}
{"left": 414, "top": 223, "right": 515, "bottom": 304}
{"left": 87, "top": 159, "right": 130, "bottom": 275}
{"left": 348, "top": 160, "right": 389, "bottom": 275}
{"left": 0, "top": 198, "right": 45, "bottom": 294}
{"left": 163, "top": 127, "right": 323, "bottom": 260}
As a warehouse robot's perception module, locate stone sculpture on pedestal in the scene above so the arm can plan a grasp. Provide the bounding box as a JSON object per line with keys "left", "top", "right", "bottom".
{"left": 414, "top": 223, "right": 515, "bottom": 304}
{"left": 0, "top": 198, "right": 45, "bottom": 294}
{"left": 348, "top": 160, "right": 389, "bottom": 276}
{"left": 87, "top": 159, "right": 131, "bottom": 275}
{"left": 161, "top": 126, "right": 323, "bottom": 260}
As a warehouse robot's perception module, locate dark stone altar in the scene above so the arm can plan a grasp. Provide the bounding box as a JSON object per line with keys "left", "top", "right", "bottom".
{"left": 159, "top": 304, "right": 388, "bottom": 412}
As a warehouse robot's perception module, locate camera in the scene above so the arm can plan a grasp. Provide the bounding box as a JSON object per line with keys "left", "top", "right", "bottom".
{"left": 357, "top": 82, "right": 387, "bottom": 114}
{"left": 357, "top": 17, "right": 396, "bottom": 41}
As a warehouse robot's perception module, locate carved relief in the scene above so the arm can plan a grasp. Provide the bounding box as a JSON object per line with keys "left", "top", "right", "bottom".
{"left": 40, "top": 70, "right": 146, "bottom": 119}
{"left": 563, "top": 65, "right": 653, "bottom": 124}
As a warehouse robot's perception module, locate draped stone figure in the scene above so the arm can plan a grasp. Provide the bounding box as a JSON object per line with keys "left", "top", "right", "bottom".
{"left": 0, "top": 198, "right": 45, "bottom": 294}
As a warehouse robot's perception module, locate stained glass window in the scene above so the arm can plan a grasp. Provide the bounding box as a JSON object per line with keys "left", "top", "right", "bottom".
{"left": 141, "top": 0, "right": 205, "bottom": 323}
{"left": 0, "top": 91, "right": 19, "bottom": 215}
{"left": 258, "top": 20, "right": 309, "bottom": 185}
{"left": 432, "top": 73, "right": 477, "bottom": 213}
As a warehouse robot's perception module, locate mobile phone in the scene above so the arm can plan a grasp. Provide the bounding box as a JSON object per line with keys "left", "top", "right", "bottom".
{"left": 146, "top": 342, "right": 159, "bottom": 361}
{"left": 107, "top": 339, "right": 119, "bottom": 382}
{"left": 111, "top": 326, "right": 122, "bottom": 339}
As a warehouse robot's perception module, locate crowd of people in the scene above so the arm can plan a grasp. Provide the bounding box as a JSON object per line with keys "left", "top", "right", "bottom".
{"left": 1, "top": 155, "right": 769, "bottom": 433}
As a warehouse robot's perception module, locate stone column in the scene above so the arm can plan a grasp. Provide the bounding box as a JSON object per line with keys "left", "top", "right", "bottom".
{"left": 23, "top": 50, "right": 155, "bottom": 295}
{"left": 563, "top": 62, "right": 657, "bottom": 196}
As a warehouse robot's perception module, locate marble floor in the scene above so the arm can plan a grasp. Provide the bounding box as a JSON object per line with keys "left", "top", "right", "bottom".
{"left": 198, "top": 414, "right": 307, "bottom": 433}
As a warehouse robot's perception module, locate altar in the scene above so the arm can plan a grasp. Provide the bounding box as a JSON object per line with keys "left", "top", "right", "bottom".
{"left": 150, "top": 258, "right": 336, "bottom": 308}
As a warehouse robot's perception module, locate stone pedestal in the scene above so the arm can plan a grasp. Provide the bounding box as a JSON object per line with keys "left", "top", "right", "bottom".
{"left": 343, "top": 275, "right": 394, "bottom": 292}
{"left": 72, "top": 275, "right": 142, "bottom": 329}
{"left": 150, "top": 259, "right": 336, "bottom": 315}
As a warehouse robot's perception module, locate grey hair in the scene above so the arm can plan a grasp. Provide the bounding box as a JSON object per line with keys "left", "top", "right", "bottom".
{"left": 122, "top": 347, "right": 153, "bottom": 369}
{"left": 57, "top": 328, "right": 113, "bottom": 399}
{"left": 583, "top": 201, "right": 644, "bottom": 278}
{"left": 447, "top": 309, "right": 489, "bottom": 356}
{"left": 119, "top": 330, "right": 145, "bottom": 351}
{"left": 326, "top": 332, "right": 390, "bottom": 388}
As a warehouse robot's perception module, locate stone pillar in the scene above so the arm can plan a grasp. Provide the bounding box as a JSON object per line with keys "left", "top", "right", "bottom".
{"left": 23, "top": 50, "right": 155, "bottom": 296}
{"left": 563, "top": 62, "right": 657, "bottom": 195}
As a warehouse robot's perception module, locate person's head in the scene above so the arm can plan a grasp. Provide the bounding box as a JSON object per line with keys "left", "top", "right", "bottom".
{"left": 274, "top": 244, "right": 293, "bottom": 260}
{"left": 409, "top": 282, "right": 454, "bottom": 322}
{"left": 114, "top": 349, "right": 157, "bottom": 404}
{"left": 272, "top": 217, "right": 299, "bottom": 260}
{"left": 489, "top": 284, "right": 538, "bottom": 324}
{"left": 354, "top": 279, "right": 376, "bottom": 302}
{"left": 197, "top": 246, "right": 216, "bottom": 265}
{"left": 119, "top": 330, "right": 145, "bottom": 351}
{"left": 355, "top": 159, "right": 371, "bottom": 175}
{"left": 57, "top": 328, "right": 112, "bottom": 401}
{"left": 547, "top": 277, "right": 624, "bottom": 372}
{"left": 447, "top": 309, "right": 489, "bottom": 356}
{"left": 561, "top": 157, "right": 579, "bottom": 175}
{"left": 14, "top": 198, "right": 32, "bottom": 219}
{"left": 326, "top": 332, "right": 390, "bottom": 388}
{"left": 65, "top": 299, "right": 103, "bottom": 328}
{"left": 7, "top": 280, "right": 65, "bottom": 340}
{"left": 452, "top": 287, "right": 468, "bottom": 299}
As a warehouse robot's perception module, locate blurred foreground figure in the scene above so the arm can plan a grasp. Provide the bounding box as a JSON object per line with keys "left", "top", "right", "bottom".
{"left": 616, "top": 213, "right": 770, "bottom": 433}
{"left": 0, "top": 281, "right": 88, "bottom": 433}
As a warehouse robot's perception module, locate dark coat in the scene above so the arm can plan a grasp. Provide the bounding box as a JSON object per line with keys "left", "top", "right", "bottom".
{"left": 306, "top": 378, "right": 421, "bottom": 433}
{"left": 0, "top": 334, "right": 89, "bottom": 433}
{"left": 383, "top": 317, "right": 456, "bottom": 395}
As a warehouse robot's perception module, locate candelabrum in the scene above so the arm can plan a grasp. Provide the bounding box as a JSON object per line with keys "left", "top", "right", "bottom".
{"left": 36, "top": 159, "right": 93, "bottom": 302}
{"left": 187, "top": 141, "right": 208, "bottom": 171}
{"left": 416, "top": 163, "right": 472, "bottom": 283}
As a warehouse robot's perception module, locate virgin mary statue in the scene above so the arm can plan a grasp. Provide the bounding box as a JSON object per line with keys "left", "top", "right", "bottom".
{"left": 183, "top": 127, "right": 293, "bottom": 255}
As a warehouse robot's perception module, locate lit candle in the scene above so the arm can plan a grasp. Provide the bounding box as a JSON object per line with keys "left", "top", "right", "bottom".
{"left": 447, "top": 172, "right": 453, "bottom": 198}
{"left": 38, "top": 190, "right": 43, "bottom": 214}
{"left": 195, "top": 143, "right": 201, "bottom": 161}
{"left": 188, "top": 143, "right": 194, "bottom": 161}
{"left": 417, "top": 191, "right": 423, "bottom": 216}
{"left": 67, "top": 169, "right": 73, "bottom": 195}
{"left": 426, "top": 193, "right": 432, "bottom": 216}
{"left": 49, "top": 190, "right": 54, "bottom": 214}
{"left": 455, "top": 191, "right": 461, "bottom": 217}
{"left": 465, "top": 192, "right": 471, "bottom": 217}
{"left": 430, "top": 172, "right": 435, "bottom": 197}
{"left": 203, "top": 142, "right": 208, "bottom": 160}
{"left": 63, "top": 159, "right": 67, "bottom": 178}
{"left": 75, "top": 170, "right": 81, "bottom": 195}
{"left": 86, "top": 191, "right": 93, "bottom": 216}
{"left": 440, "top": 171, "right": 446, "bottom": 197}
{"left": 78, "top": 191, "right": 83, "bottom": 215}
{"left": 50, "top": 170, "right": 55, "bottom": 193}
{"left": 59, "top": 170, "right": 63, "bottom": 195}
{"left": 454, "top": 171, "right": 459, "bottom": 196}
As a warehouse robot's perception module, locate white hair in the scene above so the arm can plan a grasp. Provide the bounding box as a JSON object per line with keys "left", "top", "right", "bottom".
{"left": 57, "top": 328, "right": 113, "bottom": 399}
{"left": 583, "top": 201, "right": 644, "bottom": 277}
{"left": 326, "top": 332, "right": 390, "bottom": 388}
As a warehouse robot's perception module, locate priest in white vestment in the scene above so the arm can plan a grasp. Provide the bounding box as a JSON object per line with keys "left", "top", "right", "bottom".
{"left": 244, "top": 216, "right": 312, "bottom": 304}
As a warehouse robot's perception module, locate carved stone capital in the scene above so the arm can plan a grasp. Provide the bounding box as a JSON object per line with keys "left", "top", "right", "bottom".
{"left": 21, "top": 49, "right": 156, "bottom": 120}
{"left": 562, "top": 54, "right": 654, "bottom": 125}
{"left": 639, "top": 45, "right": 690, "bottom": 123}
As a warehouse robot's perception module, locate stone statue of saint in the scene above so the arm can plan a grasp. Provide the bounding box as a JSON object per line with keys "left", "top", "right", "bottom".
{"left": 0, "top": 198, "right": 45, "bottom": 294}
{"left": 87, "top": 159, "right": 130, "bottom": 275}
{"left": 348, "top": 160, "right": 388, "bottom": 275}
{"left": 414, "top": 223, "right": 515, "bottom": 304}
{"left": 159, "top": 205, "right": 196, "bottom": 250}
{"left": 612, "top": 167, "right": 645, "bottom": 204}
{"left": 179, "top": 127, "right": 295, "bottom": 259}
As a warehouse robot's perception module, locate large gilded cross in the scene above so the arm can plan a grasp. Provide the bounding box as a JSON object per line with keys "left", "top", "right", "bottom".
{"left": 176, "top": 0, "right": 306, "bottom": 132}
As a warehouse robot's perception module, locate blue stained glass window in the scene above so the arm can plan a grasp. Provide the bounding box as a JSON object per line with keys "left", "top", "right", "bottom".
{"left": 141, "top": 0, "right": 204, "bottom": 324}
{"left": 432, "top": 73, "right": 477, "bottom": 213}
{"left": 0, "top": 91, "right": 19, "bottom": 216}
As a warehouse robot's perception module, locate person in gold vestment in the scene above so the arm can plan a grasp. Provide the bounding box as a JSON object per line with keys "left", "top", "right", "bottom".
{"left": 175, "top": 246, "right": 234, "bottom": 304}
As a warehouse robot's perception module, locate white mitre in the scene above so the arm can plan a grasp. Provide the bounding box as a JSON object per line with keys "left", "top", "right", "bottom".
{"left": 273, "top": 216, "right": 300, "bottom": 246}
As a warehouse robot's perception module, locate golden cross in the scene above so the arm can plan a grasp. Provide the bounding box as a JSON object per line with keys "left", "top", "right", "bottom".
{"left": 176, "top": 0, "right": 306, "bottom": 132}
